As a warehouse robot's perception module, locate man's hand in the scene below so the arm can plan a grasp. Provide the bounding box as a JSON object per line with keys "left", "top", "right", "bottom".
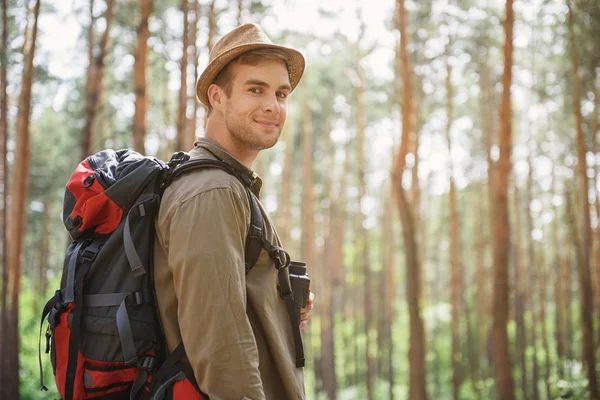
{"left": 299, "top": 291, "right": 314, "bottom": 329}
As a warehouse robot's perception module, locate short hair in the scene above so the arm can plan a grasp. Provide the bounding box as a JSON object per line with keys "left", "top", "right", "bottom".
{"left": 206, "top": 48, "right": 290, "bottom": 116}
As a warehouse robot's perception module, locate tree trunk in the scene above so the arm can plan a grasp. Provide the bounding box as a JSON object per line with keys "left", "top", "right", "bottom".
{"left": 0, "top": 0, "right": 10, "bottom": 393}
{"left": 4, "top": 1, "right": 41, "bottom": 397}
{"left": 175, "top": 0, "right": 189, "bottom": 152}
{"left": 237, "top": 0, "right": 244, "bottom": 25}
{"left": 300, "top": 92, "right": 317, "bottom": 395}
{"left": 337, "top": 139, "right": 351, "bottom": 387}
{"left": 202, "top": 0, "right": 217, "bottom": 129}
{"left": 207, "top": 0, "right": 216, "bottom": 51}
{"left": 591, "top": 76, "right": 600, "bottom": 342}
{"left": 479, "top": 55, "right": 495, "bottom": 380}
{"left": 354, "top": 60, "right": 374, "bottom": 400}
{"left": 301, "top": 93, "right": 314, "bottom": 278}
{"left": 189, "top": 0, "right": 200, "bottom": 144}
{"left": 564, "top": 189, "right": 576, "bottom": 364}
{"left": 474, "top": 183, "right": 489, "bottom": 379}
{"left": 132, "top": 0, "right": 151, "bottom": 154}
{"left": 393, "top": 1, "right": 427, "bottom": 398}
{"left": 320, "top": 116, "right": 337, "bottom": 400}
{"left": 526, "top": 151, "right": 540, "bottom": 400}
{"left": 279, "top": 124, "right": 294, "bottom": 250}
{"left": 566, "top": 2, "right": 598, "bottom": 397}
{"left": 82, "top": 0, "right": 114, "bottom": 159}
{"left": 35, "top": 201, "right": 50, "bottom": 313}
{"left": 383, "top": 187, "right": 395, "bottom": 400}
{"left": 491, "top": 0, "right": 515, "bottom": 398}
{"left": 536, "top": 242, "right": 551, "bottom": 400}
{"left": 552, "top": 165, "right": 565, "bottom": 377}
{"left": 159, "top": 62, "right": 172, "bottom": 161}
{"left": 446, "top": 55, "right": 463, "bottom": 400}
{"left": 512, "top": 185, "right": 528, "bottom": 399}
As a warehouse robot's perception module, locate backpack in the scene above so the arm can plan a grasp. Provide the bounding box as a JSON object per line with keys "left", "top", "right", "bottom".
{"left": 38, "top": 149, "right": 304, "bottom": 400}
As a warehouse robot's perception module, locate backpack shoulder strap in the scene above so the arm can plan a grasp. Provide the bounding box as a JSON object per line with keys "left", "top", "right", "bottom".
{"left": 165, "top": 156, "right": 264, "bottom": 274}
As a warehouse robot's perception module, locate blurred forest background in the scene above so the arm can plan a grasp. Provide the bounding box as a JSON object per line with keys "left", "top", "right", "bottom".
{"left": 1, "top": 0, "right": 600, "bottom": 398}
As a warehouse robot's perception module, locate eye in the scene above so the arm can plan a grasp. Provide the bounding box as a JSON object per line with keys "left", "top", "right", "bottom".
{"left": 277, "top": 91, "right": 288, "bottom": 99}
{"left": 249, "top": 87, "right": 262, "bottom": 94}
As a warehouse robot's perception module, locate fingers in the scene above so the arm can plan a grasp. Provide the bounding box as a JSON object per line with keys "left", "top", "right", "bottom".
{"left": 299, "top": 291, "right": 314, "bottom": 329}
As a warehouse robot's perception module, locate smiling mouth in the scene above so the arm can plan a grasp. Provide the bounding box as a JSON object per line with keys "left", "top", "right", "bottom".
{"left": 255, "top": 120, "right": 279, "bottom": 128}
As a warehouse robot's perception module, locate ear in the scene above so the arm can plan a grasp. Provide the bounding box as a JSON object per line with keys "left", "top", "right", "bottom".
{"left": 207, "top": 84, "right": 225, "bottom": 112}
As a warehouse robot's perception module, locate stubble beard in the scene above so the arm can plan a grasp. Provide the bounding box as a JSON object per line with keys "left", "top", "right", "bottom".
{"left": 225, "top": 108, "right": 282, "bottom": 151}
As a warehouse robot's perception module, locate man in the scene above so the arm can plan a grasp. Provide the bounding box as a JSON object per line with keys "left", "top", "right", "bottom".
{"left": 153, "top": 23, "right": 313, "bottom": 399}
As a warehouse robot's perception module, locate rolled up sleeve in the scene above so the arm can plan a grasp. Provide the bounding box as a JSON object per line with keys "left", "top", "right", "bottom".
{"left": 165, "top": 187, "right": 265, "bottom": 399}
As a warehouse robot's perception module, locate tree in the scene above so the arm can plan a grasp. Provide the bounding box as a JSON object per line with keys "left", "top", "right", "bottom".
{"left": 392, "top": 0, "right": 428, "bottom": 398}
{"left": 81, "top": 0, "right": 115, "bottom": 159}
{"left": 132, "top": 0, "right": 152, "bottom": 154}
{"left": 0, "top": 0, "right": 9, "bottom": 395}
{"left": 446, "top": 50, "right": 463, "bottom": 400}
{"left": 175, "top": 0, "right": 189, "bottom": 152}
{"left": 566, "top": 1, "right": 598, "bottom": 397}
{"left": 3, "top": 0, "right": 41, "bottom": 398}
{"left": 189, "top": 0, "right": 200, "bottom": 144}
{"left": 354, "top": 52, "right": 374, "bottom": 400}
{"left": 512, "top": 183, "right": 528, "bottom": 399}
{"left": 490, "top": 0, "right": 515, "bottom": 398}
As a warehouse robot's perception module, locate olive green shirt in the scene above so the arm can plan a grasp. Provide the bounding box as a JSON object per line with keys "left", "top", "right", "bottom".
{"left": 153, "top": 137, "right": 305, "bottom": 400}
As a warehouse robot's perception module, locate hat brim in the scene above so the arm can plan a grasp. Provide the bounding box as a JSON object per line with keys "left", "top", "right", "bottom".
{"left": 196, "top": 43, "right": 305, "bottom": 107}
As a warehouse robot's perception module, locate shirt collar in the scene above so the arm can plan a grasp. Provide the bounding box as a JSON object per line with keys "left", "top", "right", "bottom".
{"left": 192, "top": 137, "right": 263, "bottom": 196}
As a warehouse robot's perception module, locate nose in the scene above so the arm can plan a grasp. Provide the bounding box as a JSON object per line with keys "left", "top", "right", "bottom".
{"left": 262, "top": 93, "right": 280, "bottom": 115}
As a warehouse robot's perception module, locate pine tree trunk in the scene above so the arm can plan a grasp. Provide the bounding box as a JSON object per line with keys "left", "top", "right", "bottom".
{"left": 393, "top": 1, "right": 427, "bottom": 398}
{"left": 566, "top": 2, "right": 598, "bottom": 396}
{"left": 446, "top": 56, "right": 463, "bottom": 400}
{"left": 512, "top": 185, "right": 528, "bottom": 399}
{"left": 175, "top": 0, "right": 189, "bottom": 152}
{"left": 189, "top": 0, "right": 200, "bottom": 144}
{"left": 35, "top": 201, "right": 50, "bottom": 313}
{"left": 133, "top": 0, "right": 151, "bottom": 154}
{"left": 202, "top": 0, "right": 217, "bottom": 128}
{"left": 82, "top": 0, "right": 114, "bottom": 159}
{"left": 536, "top": 243, "right": 551, "bottom": 400}
{"left": 4, "top": 1, "right": 40, "bottom": 397}
{"left": 383, "top": 188, "right": 395, "bottom": 400}
{"left": 337, "top": 139, "right": 351, "bottom": 387}
{"left": 591, "top": 78, "right": 600, "bottom": 341}
{"left": 564, "top": 189, "right": 576, "bottom": 363}
{"left": 552, "top": 165, "right": 565, "bottom": 377}
{"left": 301, "top": 93, "right": 314, "bottom": 277}
{"left": 491, "top": 0, "right": 515, "bottom": 398}
{"left": 320, "top": 116, "right": 337, "bottom": 400}
{"left": 479, "top": 55, "right": 495, "bottom": 380}
{"left": 526, "top": 152, "right": 540, "bottom": 400}
{"left": 354, "top": 60, "right": 374, "bottom": 400}
{"left": 279, "top": 125, "right": 294, "bottom": 249}
{"left": 474, "top": 184, "right": 489, "bottom": 378}
{"left": 207, "top": 0, "right": 216, "bottom": 51}
{"left": 0, "top": 0, "right": 10, "bottom": 393}
{"left": 237, "top": 0, "right": 243, "bottom": 25}
{"left": 300, "top": 93, "right": 317, "bottom": 395}
{"left": 81, "top": 0, "right": 95, "bottom": 157}
{"left": 159, "top": 64, "right": 172, "bottom": 161}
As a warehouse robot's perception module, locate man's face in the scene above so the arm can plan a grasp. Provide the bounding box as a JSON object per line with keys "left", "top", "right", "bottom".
{"left": 222, "top": 59, "right": 291, "bottom": 151}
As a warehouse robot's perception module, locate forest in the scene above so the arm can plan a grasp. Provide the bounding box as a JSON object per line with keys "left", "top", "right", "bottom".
{"left": 1, "top": 0, "right": 600, "bottom": 399}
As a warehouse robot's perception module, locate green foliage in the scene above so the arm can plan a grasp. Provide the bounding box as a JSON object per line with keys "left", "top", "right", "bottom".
{"left": 18, "top": 277, "right": 60, "bottom": 400}
{"left": 549, "top": 361, "right": 591, "bottom": 399}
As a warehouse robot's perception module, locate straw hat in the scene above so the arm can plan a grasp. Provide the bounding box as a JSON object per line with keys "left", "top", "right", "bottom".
{"left": 196, "top": 23, "right": 305, "bottom": 107}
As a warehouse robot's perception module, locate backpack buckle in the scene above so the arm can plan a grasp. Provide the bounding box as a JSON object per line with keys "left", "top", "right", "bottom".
{"left": 81, "top": 241, "right": 102, "bottom": 262}
{"left": 137, "top": 356, "right": 156, "bottom": 371}
{"left": 249, "top": 225, "right": 262, "bottom": 240}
